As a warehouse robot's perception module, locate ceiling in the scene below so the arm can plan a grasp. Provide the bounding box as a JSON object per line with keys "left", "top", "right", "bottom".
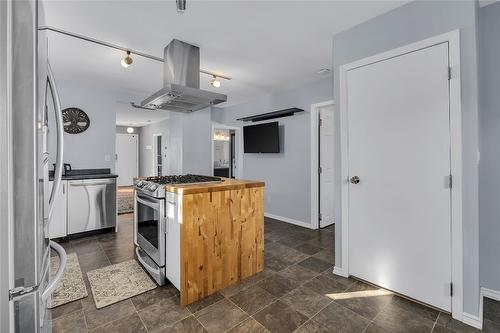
{"left": 43, "top": 0, "right": 409, "bottom": 126}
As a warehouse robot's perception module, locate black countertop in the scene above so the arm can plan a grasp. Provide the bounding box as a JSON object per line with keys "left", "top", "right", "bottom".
{"left": 49, "top": 168, "right": 118, "bottom": 181}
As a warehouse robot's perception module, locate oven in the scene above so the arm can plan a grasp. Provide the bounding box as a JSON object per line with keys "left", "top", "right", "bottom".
{"left": 134, "top": 191, "right": 166, "bottom": 285}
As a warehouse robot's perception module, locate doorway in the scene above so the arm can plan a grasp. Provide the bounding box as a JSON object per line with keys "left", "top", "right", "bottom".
{"left": 153, "top": 133, "right": 163, "bottom": 176}
{"left": 212, "top": 123, "right": 242, "bottom": 179}
{"left": 339, "top": 31, "right": 462, "bottom": 315}
{"left": 311, "top": 101, "right": 335, "bottom": 230}
{"left": 115, "top": 133, "right": 138, "bottom": 186}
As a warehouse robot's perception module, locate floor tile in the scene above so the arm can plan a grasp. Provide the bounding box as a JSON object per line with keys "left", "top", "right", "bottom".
{"left": 484, "top": 319, "right": 500, "bottom": 333}
{"left": 294, "top": 243, "right": 323, "bottom": 255}
{"left": 227, "top": 318, "right": 270, "bottom": 333}
{"left": 230, "top": 285, "right": 276, "bottom": 315}
{"left": 187, "top": 292, "right": 224, "bottom": 314}
{"left": 304, "top": 275, "right": 353, "bottom": 297}
{"left": 220, "top": 270, "right": 273, "bottom": 297}
{"left": 334, "top": 292, "right": 393, "bottom": 320}
{"left": 280, "top": 285, "right": 332, "bottom": 317}
{"left": 253, "top": 300, "right": 308, "bottom": 333}
{"left": 138, "top": 296, "right": 191, "bottom": 332}
{"left": 265, "top": 255, "right": 292, "bottom": 272}
{"left": 484, "top": 297, "right": 500, "bottom": 323}
{"left": 51, "top": 309, "right": 88, "bottom": 333}
{"left": 311, "top": 302, "right": 370, "bottom": 333}
{"left": 279, "top": 248, "right": 309, "bottom": 265}
{"left": 195, "top": 299, "right": 248, "bottom": 332}
{"left": 78, "top": 250, "right": 110, "bottom": 273}
{"left": 297, "top": 257, "right": 332, "bottom": 273}
{"left": 390, "top": 295, "right": 440, "bottom": 322}
{"left": 278, "top": 265, "right": 318, "bottom": 284}
{"left": 294, "top": 320, "right": 332, "bottom": 333}
{"left": 265, "top": 242, "right": 292, "bottom": 258}
{"left": 312, "top": 249, "right": 335, "bottom": 265}
{"left": 50, "top": 300, "right": 83, "bottom": 320}
{"left": 256, "top": 274, "right": 299, "bottom": 298}
{"left": 89, "top": 312, "right": 147, "bottom": 333}
{"left": 131, "top": 284, "right": 180, "bottom": 311}
{"left": 432, "top": 325, "right": 457, "bottom": 333}
{"left": 84, "top": 299, "right": 136, "bottom": 330}
{"left": 371, "top": 302, "right": 435, "bottom": 333}
{"left": 158, "top": 316, "right": 207, "bottom": 333}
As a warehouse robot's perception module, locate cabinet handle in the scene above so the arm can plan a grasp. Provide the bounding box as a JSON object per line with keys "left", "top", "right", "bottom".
{"left": 168, "top": 201, "right": 176, "bottom": 206}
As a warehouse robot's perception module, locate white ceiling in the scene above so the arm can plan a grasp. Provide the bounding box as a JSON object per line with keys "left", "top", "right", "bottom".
{"left": 43, "top": 0, "right": 409, "bottom": 126}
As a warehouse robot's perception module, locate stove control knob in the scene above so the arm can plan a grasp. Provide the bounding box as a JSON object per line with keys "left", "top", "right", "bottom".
{"left": 149, "top": 184, "right": 158, "bottom": 191}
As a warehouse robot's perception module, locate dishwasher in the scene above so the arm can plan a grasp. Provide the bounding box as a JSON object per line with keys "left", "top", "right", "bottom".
{"left": 67, "top": 178, "right": 117, "bottom": 234}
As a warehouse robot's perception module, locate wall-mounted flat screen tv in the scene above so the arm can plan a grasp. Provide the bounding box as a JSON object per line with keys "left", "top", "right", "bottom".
{"left": 243, "top": 121, "right": 280, "bottom": 153}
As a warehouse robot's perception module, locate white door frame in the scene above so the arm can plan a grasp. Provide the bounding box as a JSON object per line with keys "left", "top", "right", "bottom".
{"left": 211, "top": 122, "right": 243, "bottom": 179}
{"left": 310, "top": 100, "right": 335, "bottom": 229}
{"left": 115, "top": 133, "right": 139, "bottom": 186}
{"left": 337, "top": 30, "right": 463, "bottom": 320}
{"left": 152, "top": 133, "right": 162, "bottom": 176}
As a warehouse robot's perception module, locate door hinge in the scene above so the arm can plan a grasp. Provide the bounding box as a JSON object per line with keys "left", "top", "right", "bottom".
{"left": 319, "top": 213, "right": 322, "bottom": 221}
{"left": 448, "top": 66, "right": 452, "bottom": 80}
{"left": 9, "top": 286, "right": 37, "bottom": 300}
{"left": 450, "top": 282, "right": 454, "bottom": 297}
{"left": 318, "top": 167, "right": 322, "bottom": 174}
{"left": 319, "top": 118, "right": 323, "bottom": 127}
{"left": 449, "top": 175, "right": 453, "bottom": 189}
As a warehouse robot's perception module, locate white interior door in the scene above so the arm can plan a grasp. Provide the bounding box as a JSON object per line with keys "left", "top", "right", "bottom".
{"left": 319, "top": 104, "right": 335, "bottom": 228}
{"left": 115, "top": 134, "right": 138, "bottom": 186}
{"left": 347, "top": 42, "right": 452, "bottom": 311}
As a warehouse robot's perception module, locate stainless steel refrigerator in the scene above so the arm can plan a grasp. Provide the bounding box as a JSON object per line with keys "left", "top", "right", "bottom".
{"left": 1, "top": 0, "right": 67, "bottom": 331}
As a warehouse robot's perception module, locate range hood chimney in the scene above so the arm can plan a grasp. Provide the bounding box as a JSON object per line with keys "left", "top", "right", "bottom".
{"left": 140, "top": 39, "right": 227, "bottom": 112}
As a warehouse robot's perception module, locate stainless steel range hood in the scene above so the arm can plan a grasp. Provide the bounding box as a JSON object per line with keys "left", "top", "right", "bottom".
{"left": 140, "top": 39, "right": 227, "bottom": 112}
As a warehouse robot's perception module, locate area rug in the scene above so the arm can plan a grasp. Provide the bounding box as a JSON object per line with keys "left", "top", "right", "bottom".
{"left": 49, "top": 253, "right": 88, "bottom": 308}
{"left": 86, "top": 259, "right": 157, "bottom": 309}
{"left": 117, "top": 186, "right": 134, "bottom": 214}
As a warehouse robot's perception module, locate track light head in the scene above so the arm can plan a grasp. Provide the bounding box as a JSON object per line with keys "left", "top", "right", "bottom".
{"left": 121, "top": 51, "right": 133, "bottom": 68}
{"left": 210, "top": 75, "right": 221, "bottom": 88}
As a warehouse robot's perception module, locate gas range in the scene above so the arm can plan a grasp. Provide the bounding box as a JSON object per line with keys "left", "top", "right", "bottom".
{"left": 134, "top": 174, "right": 223, "bottom": 198}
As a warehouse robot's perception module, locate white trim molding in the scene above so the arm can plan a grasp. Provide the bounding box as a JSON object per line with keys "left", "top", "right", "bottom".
{"left": 337, "top": 30, "right": 463, "bottom": 320}
{"left": 310, "top": 100, "right": 335, "bottom": 230}
{"left": 264, "top": 212, "right": 314, "bottom": 230}
{"left": 462, "top": 312, "right": 482, "bottom": 330}
{"left": 478, "top": 287, "right": 500, "bottom": 330}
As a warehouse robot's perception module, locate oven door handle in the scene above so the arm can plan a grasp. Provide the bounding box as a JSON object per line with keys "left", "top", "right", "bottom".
{"left": 136, "top": 194, "right": 162, "bottom": 210}
{"left": 135, "top": 247, "right": 160, "bottom": 274}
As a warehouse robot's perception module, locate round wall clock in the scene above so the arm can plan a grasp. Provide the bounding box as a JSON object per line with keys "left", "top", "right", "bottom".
{"left": 62, "top": 107, "right": 90, "bottom": 134}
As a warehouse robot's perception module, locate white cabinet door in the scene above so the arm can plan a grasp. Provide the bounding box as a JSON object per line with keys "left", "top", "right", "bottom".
{"left": 165, "top": 192, "right": 181, "bottom": 290}
{"left": 49, "top": 180, "right": 67, "bottom": 238}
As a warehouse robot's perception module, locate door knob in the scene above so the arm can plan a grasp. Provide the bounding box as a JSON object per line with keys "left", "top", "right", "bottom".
{"left": 350, "top": 176, "right": 360, "bottom": 184}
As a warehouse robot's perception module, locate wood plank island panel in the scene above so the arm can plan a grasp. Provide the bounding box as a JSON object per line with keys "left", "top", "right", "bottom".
{"left": 180, "top": 186, "right": 264, "bottom": 306}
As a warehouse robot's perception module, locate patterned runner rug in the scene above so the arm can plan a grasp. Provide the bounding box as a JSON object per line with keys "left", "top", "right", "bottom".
{"left": 86, "top": 259, "right": 157, "bottom": 308}
{"left": 49, "top": 252, "right": 88, "bottom": 308}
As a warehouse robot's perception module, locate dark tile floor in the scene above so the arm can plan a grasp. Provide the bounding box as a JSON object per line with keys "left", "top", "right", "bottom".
{"left": 49, "top": 214, "right": 497, "bottom": 333}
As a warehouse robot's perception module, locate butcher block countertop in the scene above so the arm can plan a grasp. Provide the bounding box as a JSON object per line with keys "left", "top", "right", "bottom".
{"left": 165, "top": 178, "right": 265, "bottom": 195}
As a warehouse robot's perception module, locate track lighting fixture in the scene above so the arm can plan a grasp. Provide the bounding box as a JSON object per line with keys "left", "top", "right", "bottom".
{"left": 121, "top": 51, "right": 133, "bottom": 68}
{"left": 210, "top": 75, "right": 221, "bottom": 88}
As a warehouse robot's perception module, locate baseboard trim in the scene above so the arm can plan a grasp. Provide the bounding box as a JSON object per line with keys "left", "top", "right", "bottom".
{"left": 478, "top": 287, "right": 500, "bottom": 330}
{"left": 462, "top": 312, "right": 482, "bottom": 330}
{"left": 264, "top": 213, "right": 315, "bottom": 229}
{"left": 333, "top": 266, "right": 348, "bottom": 278}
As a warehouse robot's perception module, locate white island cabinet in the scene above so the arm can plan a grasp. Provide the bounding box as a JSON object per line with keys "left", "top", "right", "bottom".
{"left": 165, "top": 191, "right": 181, "bottom": 290}
{"left": 48, "top": 180, "right": 68, "bottom": 238}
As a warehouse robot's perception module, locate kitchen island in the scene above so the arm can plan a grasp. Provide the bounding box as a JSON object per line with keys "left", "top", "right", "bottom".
{"left": 135, "top": 177, "right": 265, "bottom": 306}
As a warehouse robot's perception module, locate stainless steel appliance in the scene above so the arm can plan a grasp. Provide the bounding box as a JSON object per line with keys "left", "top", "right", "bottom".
{"left": 134, "top": 175, "right": 222, "bottom": 285}
{"left": 1, "top": 0, "right": 67, "bottom": 331}
{"left": 68, "top": 178, "right": 117, "bottom": 235}
{"left": 138, "top": 39, "right": 227, "bottom": 113}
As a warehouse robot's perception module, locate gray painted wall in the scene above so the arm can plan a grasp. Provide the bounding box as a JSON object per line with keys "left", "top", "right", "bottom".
{"left": 212, "top": 77, "right": 333, "bottom": 225}
{"left": 139, "top": 108, "right": 212, "bottom": 177}
{"left": 479, "top": 2, "right": 500, "bottom": 293}
{"left": 332, "top": 0, "right": 480, "bottom": 315}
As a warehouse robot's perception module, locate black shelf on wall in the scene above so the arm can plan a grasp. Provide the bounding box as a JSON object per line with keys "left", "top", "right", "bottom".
{"left": 236, "top": 107, "right": 304, "bottom": 122}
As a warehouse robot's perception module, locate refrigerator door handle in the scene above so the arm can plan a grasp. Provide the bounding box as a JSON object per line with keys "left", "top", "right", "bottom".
{"left": 41, "top": 241, "right": 67, "bottom": 302}
{"left": 47, "top": 62, "right": 64, "bottom": 219}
